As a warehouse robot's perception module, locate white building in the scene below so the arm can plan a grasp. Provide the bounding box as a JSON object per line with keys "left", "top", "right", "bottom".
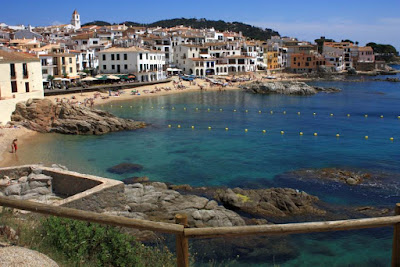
{"left": 174, "top": 43, "right": 257, "bottom": 76}
{"left": 71, "top": 10, "right": 81, "bottom": 30}
{"left": 0, "top": 50, "right": 44, "bottom": 124}
{"left": 99, "top": 46, "right": 166, "bottom": 82}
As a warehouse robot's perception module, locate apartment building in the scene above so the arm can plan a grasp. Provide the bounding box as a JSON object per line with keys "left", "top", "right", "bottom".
{"left": 0, "top": 50, "right": 43, "bottom": 124}
{"left": 98, "top": 46, "right": 166, "bottom": 82}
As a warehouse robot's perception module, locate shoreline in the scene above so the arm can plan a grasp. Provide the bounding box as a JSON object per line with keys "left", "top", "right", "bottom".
{"left": 0, "top": 127, "right": 38, "bottom": 167}
{"left": 45, "top": 73, "right": 320, "bottom": 107}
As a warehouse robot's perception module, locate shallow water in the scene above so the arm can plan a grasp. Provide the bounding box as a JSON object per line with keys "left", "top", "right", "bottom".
{"left": 12, "top": 67, "right": 400, "bottom": 265}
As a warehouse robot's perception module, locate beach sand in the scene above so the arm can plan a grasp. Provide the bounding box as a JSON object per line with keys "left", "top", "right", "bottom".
{"left": 0, "top": 127, "right": 38, "bottom": 167}
{"left": 46, "top": 79, "right": 241, "bottom": 107}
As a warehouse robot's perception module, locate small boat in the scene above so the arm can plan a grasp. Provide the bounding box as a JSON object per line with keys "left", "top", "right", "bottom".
{"left": 265, "top": 76, "right": 277, "bottom": 79}
{"left": 179, "top": 75, "right": 195, "bottom": 81}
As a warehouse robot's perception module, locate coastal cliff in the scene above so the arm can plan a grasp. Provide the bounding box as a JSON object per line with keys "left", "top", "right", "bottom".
{"left": 240, "top": 81, "right": 341, "bottom": 95}
{"left": 11, "top": 99, "right": 146, "bottom": 135}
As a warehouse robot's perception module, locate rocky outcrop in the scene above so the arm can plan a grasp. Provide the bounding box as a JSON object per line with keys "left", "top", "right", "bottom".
{"left": 107, "top": 163, "right": 144, "bottom": 175}
{"left": 240, "top": 81, "right": 340, "bottom": 95}
{"left": 290, "top": 168, "right": 374, "bottom": 185}
{"left": 123, "top": 182, "right": 245, "bottom": 228}
{"left": 11, "top": 98, "right": 146, "bottom": 135}
{"left": 214, "top": 187, "right": 324, "bottom": 217}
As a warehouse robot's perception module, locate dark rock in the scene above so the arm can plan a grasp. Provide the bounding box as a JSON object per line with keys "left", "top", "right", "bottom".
{"left": 290, "top": 168, "right": 372, "bottom": 185}
{"left": 122, "top": 176, "right": 149, "bottom": 184}
{"left": 214, "top": 187, "right": 324, "bottom": 218}
{"left": 347, "top": 67, "right": 357, "bottom": 75}
{"left": 107, "top": 163, "right": 144, "bottom": 174}
{"left": 240, "top": 81, "right": 340, "bottom": 95}
{"left": 11, "top": 98, "right": 146, "bottom": 135}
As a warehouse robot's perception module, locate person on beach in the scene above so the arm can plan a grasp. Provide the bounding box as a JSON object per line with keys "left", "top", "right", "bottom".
{"left": 11, "top": 139, "right": 17, "bottom": 153}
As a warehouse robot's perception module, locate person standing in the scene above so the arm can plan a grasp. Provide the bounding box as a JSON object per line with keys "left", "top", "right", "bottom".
{"left": 11, "top": 139, "right": 17, "bottom": 153}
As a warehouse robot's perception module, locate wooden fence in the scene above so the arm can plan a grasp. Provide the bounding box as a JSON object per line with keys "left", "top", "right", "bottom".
{"left": 0, "top": 197, "right": 399, "bottom": 267}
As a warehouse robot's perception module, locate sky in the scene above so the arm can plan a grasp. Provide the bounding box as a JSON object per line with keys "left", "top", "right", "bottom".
{"left": 2, "top": 0, "right": 399, "bottom": 49}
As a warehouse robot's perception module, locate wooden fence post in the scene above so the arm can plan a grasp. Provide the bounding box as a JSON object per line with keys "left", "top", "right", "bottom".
{"left": 392, "top": 203, "right": 400, "bottom": 267}
{"left": 175, "top": 214, "right": 189, "bottom": 267}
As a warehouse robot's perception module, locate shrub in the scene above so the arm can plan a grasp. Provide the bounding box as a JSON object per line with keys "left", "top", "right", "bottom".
{"left": 41, "top": 216, "right": 174, "bottom": 267}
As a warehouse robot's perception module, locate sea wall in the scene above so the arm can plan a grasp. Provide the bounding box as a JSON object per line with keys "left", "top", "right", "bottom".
{"left": 0, "top": 91, "right": 43, "bottom": 125}
{"left": 0, "top": 165, "right": 125, "bottom": 212}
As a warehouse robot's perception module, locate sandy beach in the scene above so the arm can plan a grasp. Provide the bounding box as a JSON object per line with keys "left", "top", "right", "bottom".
{"left": 45, "top": 73, "right": 307, "bottom": 107}
{"left": 0, "top": 127, "right": 38, "bottom": 167}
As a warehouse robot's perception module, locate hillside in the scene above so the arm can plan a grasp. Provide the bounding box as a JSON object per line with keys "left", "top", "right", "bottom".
{"left": 83, "top": 18, "right": 280, "bottom": 41}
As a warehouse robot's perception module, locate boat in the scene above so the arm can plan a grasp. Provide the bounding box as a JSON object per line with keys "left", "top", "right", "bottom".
{"left": 179, "top": 75, "right": 195, "bottom": 81}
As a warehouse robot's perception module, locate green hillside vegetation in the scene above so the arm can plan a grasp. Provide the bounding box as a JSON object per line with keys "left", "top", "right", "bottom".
{"left": 82, "top": 20, "right": 111, "bottom": 26}
{"left": 366, "top": 42, "right": 399, "bottom": 62}
{"left": 83, "top": 18, "right": 280, "bottom": 40}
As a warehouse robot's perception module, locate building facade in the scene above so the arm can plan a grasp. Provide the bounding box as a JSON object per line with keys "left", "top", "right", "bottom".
{"left": 99, "top": 46, "right": 166, "bottom": 82}
{"left": 0, "top": 50, "right": 43, "bottom": 124}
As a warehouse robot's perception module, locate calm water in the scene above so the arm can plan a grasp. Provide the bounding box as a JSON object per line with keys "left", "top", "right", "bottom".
{"left": 12, "top": 66, "right": 400, "bottom": 266}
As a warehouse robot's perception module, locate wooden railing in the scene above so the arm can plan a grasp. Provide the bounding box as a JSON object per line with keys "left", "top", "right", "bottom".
{"left": 0, "top": 196, "right": 399, "bottom": 267}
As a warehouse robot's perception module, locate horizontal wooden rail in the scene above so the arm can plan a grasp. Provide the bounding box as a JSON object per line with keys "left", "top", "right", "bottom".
{"left": 184, "top": 215, "right": 400, "bottom": 238}
{"left": 1, "top": 197, "right": 399, "bottom": 266}
{"left": 0, "top": 196, "right": 183, "bottom": 234}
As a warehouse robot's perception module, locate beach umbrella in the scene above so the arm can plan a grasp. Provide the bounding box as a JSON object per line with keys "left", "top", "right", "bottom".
{"left": 107, "top": 75, "right": 120, "bottom": 80}
{"left": 81, "top": 76, "right": 97, "bottom": 81}
{"left": 53, "top": 78, "right": 62, "bottom": 81}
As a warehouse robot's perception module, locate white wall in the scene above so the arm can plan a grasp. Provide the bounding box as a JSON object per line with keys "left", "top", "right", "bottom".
{"left": 0, "top": 90, "right": 43, "bottom": 124}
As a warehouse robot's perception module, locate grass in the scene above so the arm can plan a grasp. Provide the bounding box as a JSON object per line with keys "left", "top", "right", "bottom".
{"left": 0, "top": 207, "right": 175, "bottom": 267}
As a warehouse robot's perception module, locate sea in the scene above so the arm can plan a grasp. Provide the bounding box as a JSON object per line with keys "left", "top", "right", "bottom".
{"left": 12, "top": 65, "right": 400, "bottom": 266}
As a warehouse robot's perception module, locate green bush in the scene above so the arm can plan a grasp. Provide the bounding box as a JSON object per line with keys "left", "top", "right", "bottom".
{"left": 41, "top": 217, "right": 174, "bottom": 267}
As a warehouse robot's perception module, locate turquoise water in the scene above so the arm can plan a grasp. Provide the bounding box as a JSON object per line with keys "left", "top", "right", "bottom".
{"left": 14, "top": 66, "right": 400, "bottom": 265}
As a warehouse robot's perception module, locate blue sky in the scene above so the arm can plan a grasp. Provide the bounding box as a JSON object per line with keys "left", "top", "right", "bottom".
{"left": 2, "top": 0, "right": 399, "bottom": 49}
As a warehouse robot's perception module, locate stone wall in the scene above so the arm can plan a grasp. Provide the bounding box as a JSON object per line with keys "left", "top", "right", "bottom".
{"left": 0, "top": 165, "right": 125, "bottom": 212}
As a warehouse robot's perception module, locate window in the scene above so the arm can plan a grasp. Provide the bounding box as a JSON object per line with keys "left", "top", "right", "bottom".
{"left": 139, "top": 53, "right": 142, "bottom": 60}
{"left": 62, "top": 57, "right": 65, "bottom": 65}
{"left": 25, "top": 82, "right": 29, "bottom": 93}
{"left": 42, "top": 69, "right": 48, "bottom": 74}
{"left": 103, "top": 65, "right": 106, "bottom": 70}
{"left": 117, "top": 54, "right": 120, "bottom": 60}
{"left": 124, "top": 54, "right": 127, "bottom": 60}
{"left": 93, "top": 40, "right": 98, "bottom": 44}
{"left": 70, "top": 67, "right": 73, "bottom": 73}
{"left": 146, "top": 54, "right": 148, "bottom": 60}
{"left": 69, "top": 58, "right": 72, "bottom": 64}
{"left": 112, "top": 65, "right": 115, "bottom": 70}
{"left": 102, "top": 54, "right": 106, "bottom": 61}
{"left": 11, "top": 81, "right": 17, "bottom": 93}
{"left": 124, "top": 64, "right": 128, "bottom": 69}
{"left": 83, "top": 41, "right": 87, "bottom": 44}
{"left": 10, "top": 63, "right": 16, "bottom": 78}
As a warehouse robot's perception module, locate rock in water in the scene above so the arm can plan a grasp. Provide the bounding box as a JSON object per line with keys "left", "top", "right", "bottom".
{"left": 11, "top": 98, "right": 146, "bottom": 135}
{"left": 239, "top": 81, "right": 340, "bottom": 95}
{"left": 214, "top": 187, "right": 324, "bottom": 217}
{"left": 107, "top": 163, "right": 144, "bottom": 174}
